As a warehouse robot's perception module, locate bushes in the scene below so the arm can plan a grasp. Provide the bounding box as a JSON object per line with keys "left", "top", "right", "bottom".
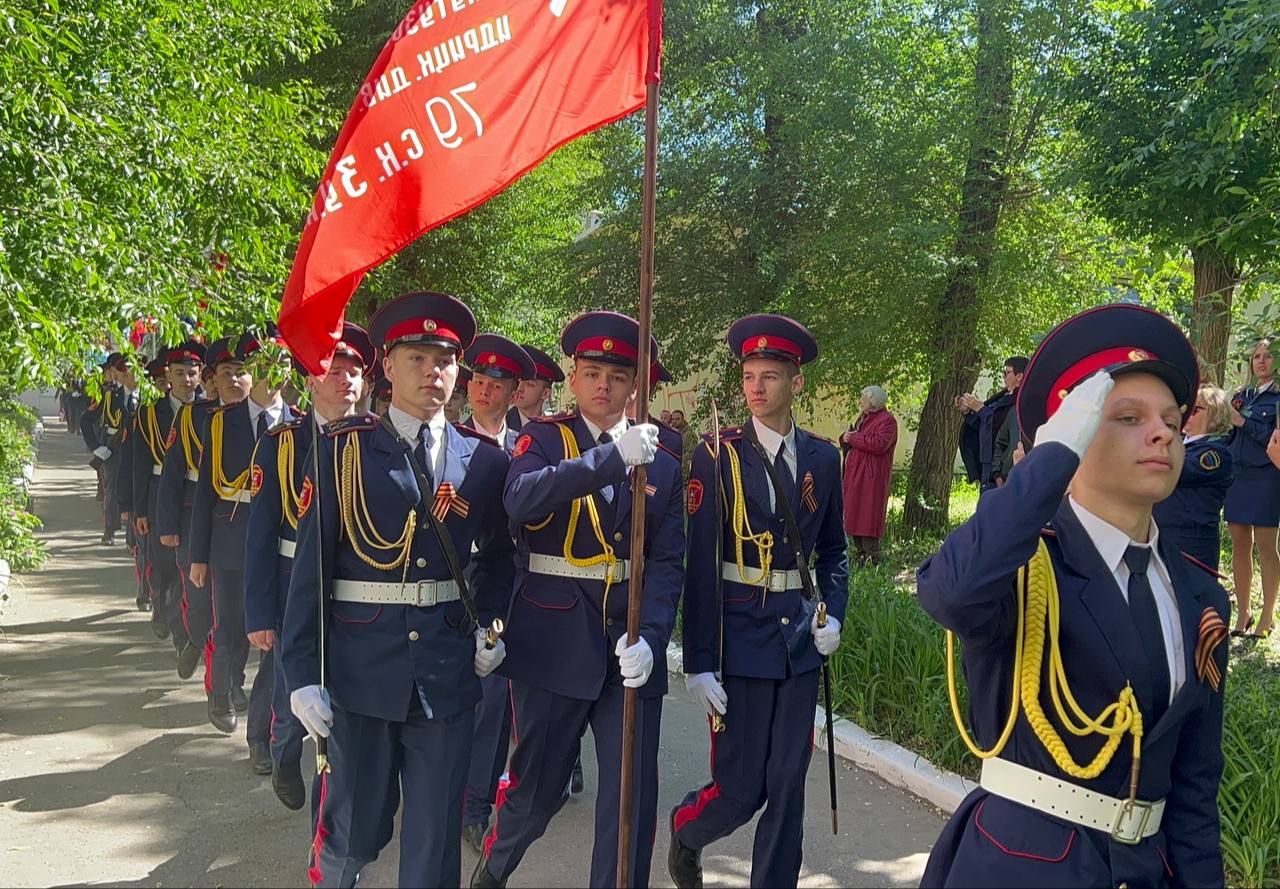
{"left": 1219, "top": 645, "right": 1280, "bottom": 888}
{"left": 0, "top": 399, "right": 45, "bottom": 573}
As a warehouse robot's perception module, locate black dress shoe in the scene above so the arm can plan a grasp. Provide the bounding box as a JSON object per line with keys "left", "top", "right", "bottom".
{"left": 273, "top": 763, "right": 306, "bottom": 811}
{"left": 100, "top": 531, "right": 115, "bottom": 546}
{"left": 249, "top": 742, "right": 273, "bottom": 776}
{"left": 135, "top": 593, "right": 151, "bottom": 612}
{"left": 150, "top": 601, "right": 170, "bottom": 640}
{"left": 208, "top": 694, "right": 237, "bottom": 734}
{"left": 668, "top": 808, "right": 703, "bottom": 888}
{"left": 571, "top": 758, "right": 584, "bottom": 794}
{"left": 231, "top": 686, "right": 248, "bottom": 713}
{"left": 469, "top": 854, "right": 506, "bottom": 888}
{"left": 463, "top": 822, "right": 486, "bottom": 855}
{"left": 176, "top": 642, "right": 202, "bottom": 680}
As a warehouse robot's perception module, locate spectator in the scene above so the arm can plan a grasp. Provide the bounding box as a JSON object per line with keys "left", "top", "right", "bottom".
{"left": 1225, "top": 338, "right": 1280, "bottom": 638}
{"left": 1152, "top": 384, "right": 1234, "bottom": 572}
{"left": 957, "top": 356, "right": 1028, "bottom": 493}
{"left": 659, "top": 409, "right": 672, "bottom": 424}
{"left": 840, "top": 385, "right": 898, "bottom": 564}
{"left": 990, "top": 402, "right": 1023, "bottom": 487}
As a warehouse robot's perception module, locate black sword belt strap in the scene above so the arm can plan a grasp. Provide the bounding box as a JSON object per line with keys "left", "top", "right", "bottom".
{"left": 741, "top": 421, "right": 823, "bottom": 605}
{"left": 378, "top": 412, "right": 479, "bottom": 626}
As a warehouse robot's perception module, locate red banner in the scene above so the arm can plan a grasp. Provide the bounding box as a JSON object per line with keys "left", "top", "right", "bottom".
{"left": 279, "top": 0, "right": 663, "bottom": 374}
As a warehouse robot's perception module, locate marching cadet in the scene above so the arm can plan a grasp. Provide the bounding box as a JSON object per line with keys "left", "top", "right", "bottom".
{"left": 157, "top": 336, "right": 246, "bottom": 686}
{"left": 282, "top": 292, "right": 515, "bottom": 889}
{"left": 189, "top": 329, "right": 297, "bottom": 748}
{"left": 244, "top": 323, "right": 375, "bottom": 808}
{"left": 461, "top": 334, "right": 533, "bottom": 451}
{"left": 115, "top": 358, "right": 148, "bottom": 610}
{"left": 459, "top": 334, "right": 536, "bottom": 852}
{"left": 506, "top": 344, "right": 563, "bottom": 429}
{"left": 118, "top": 355, "right": 170, "bottom": 616}
{"left": 472, "top": 312, "right": 685, "bottom": 889}
{"left": 668, "top": 315, "right": 849, "bottom": 889}
{"left": 133, "top": 342, "right": 205, "bottom": 644}
{"left": 86, "top": 353, "right": 130, "bottom": 545}
{"left": 916, "top": 304, "right": 1228, "bottom": 888}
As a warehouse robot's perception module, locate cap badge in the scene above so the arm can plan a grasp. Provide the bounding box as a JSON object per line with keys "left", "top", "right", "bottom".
{"left": 602, "top": 339, "right": 614, "bottom": 352}
{"left": 486, "top": 353, "right": 497, "bottom": 364}
{"left": 1128, "top": 349, "right": 1150, "bottom": 362}
{"left": 757, "top": 336, "right": 769, "bottom": 349}
{"left": 423, "top": 319, "right": 438, "bottom": 332}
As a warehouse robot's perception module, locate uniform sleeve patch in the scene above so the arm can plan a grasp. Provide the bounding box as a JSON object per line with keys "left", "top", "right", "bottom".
{"left": 250, "top": 464, "right": 264, "bottom": 497}
{"left": 298, "top": 477, "right": 314, "bottom": 517}
{"left": 513, "top": 434, "right": 533, "bottom": 459}
{"left": 1199, "top": 449, "right": 1222, "bottom": 472}
{"left": 687, "top": 479, "right": 704, "bottom": 516}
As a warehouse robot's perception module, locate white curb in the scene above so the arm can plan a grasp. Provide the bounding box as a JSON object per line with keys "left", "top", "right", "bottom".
{"left": 665, "top": 641, "right": 973, "bottom": 815}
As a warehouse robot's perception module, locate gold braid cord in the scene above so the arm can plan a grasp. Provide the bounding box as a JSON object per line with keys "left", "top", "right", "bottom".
{"left": 180, "top": 405, "right": 203, "bottom": 473}
{"left": 719, "top": 440, "right": 773, "bottom": 595}
{"left": 555, "top": 424, "right": 617, "bottom": 633}
{"left": 335, "top": 432, "right": 415, "bottom": 585}
{"left": 209, "top": 410, "right": 251, "bottom": 500}
{"left": 102, "top": 388, "right": 122, "bottom": 428}
{"left": 276, "top": 428, "right": 304, "bottom": 531}
{"left": 947, "top": 539, "right": 1145, "bottom": 801}
{"left": 141, "top": 404, "right": 166, "bottom": 466}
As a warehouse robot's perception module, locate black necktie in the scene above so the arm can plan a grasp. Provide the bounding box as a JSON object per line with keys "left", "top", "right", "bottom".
{"left": 1123, "top": 545, "right": 1171, "bottom": 718}
{"left": 598, "top": 432, "right": 615, "bottom": 503}
{"left": 256, "top": 412, "right": 269, "bottom": 437}
{"left": 416, "top": 423, "right": 435, "bottom": 490}
{"left": 774, "top": 447, "right": 795, "bottom": 513}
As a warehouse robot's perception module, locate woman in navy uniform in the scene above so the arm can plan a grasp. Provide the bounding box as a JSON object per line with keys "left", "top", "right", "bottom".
{"left": 471, "top": 312, "right": 685, "bottom": 889}
{"left": 244, "top": 323, "right": 375, "bottom": 808}
{"left": 918, "top": 304, "right": 1229, "bottom": 889}
{"left": 1153, "top": 385, "right": 1234, "bottom": 573}
{"left": 1224, "top": 338, "right": 1280, "bottom": 638}
{"left": 283, "top": 292, "right": 515, "bottom": 889}
{"left": 668, "top": 315, "right": 849, "bottom": 889}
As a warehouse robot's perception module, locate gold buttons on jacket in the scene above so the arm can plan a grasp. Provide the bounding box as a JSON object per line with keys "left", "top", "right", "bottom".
{"left": 606, "top": 618, "right": 614, "bottom": 627}
{"left": 416, "top": 557, "right": 427, "bottom": 568}
{"left": 408, "top": 631, "right": 420, "bottom": 642}
{"left": 614, "top": 532, "right": 623, "bottom": 542}
{"left": 780, "top": 617, "right": 790, "bottom": 626}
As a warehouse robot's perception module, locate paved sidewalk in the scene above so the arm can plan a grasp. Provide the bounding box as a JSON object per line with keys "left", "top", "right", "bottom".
{"left": 0, "top": 419, "right": 943, "bottom": 887}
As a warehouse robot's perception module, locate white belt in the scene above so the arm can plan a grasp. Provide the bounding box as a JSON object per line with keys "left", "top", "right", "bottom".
{"left": 332, "top": 578, "right": 460, "bottom": 607}
{"left": 980, "top": 758, "right": 1164, "bottom": 845}
{"left": 104, "top": 426, "right": 119, "bottom": 435}
{"left": 151, "top": 465, "right": 163, "bottom": 476}
{"left": 185, "top": 469, "right": 199, "bottom": 482}
{"left": 278, "top": 538, "right": 295, "bottom": 558}
{"left": 528, "top": 553, "right": 630, "bottom": 583}
{"left": 219, "top": 490, "right": 252, "bottom": 503}
{"left": 721, "top": 562, "right": 814, "bottom": 593}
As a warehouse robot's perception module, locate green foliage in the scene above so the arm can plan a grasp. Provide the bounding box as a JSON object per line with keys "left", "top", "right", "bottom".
{"left": 1219, "top": 645, "right": 1280, "bottom": 888}
{"left": 0, "top": 402, "right": 45, "bottom": 572}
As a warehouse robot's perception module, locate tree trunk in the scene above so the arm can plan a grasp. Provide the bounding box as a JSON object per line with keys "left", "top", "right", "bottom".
{"left": 1190, "top": 244, "right": 1238, "bottom": 386}
{"left": 903, "top": 0, "right": 1015, "bottom": 534}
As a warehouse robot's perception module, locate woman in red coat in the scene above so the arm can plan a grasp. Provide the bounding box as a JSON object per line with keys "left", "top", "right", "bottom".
{"left": 840, "top": 385, "right": 899, "bottom": 564}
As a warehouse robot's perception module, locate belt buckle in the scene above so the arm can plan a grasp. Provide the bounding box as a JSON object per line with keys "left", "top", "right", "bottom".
{"left": 1111, "top": 799, "right": 1152, "bottom": 845}
{"left": 607, "top": 561, "right": 624, "bottom": 584}
{"left": 414, "top": 580, "right": 436, "bottom": 607}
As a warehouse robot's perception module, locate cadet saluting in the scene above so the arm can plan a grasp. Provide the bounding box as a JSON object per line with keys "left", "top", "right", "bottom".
{"left": 283, "top": 292, "right": 515, "bottom": 889}
{"left": 668, "top": 315, "right": 849, "bottom": 889}
{"left": 918, "top": 304, "right": 1229, "bottom": 888}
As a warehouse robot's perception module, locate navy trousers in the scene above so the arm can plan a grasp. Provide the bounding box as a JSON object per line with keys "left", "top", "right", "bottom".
{"left": 672, "top": 670, "right": 819, "bottom": 888}
{"left": 176, "top": 542, "right": 214, "bottom": 689}
{"left": 310, "top": 698, "right": 472, "bottom": 888}
{"left": 485, "top": 678, "right": 663, "bottom": 888}
{"left": 247, "top": 648, "right": 273, "bottom": 747}
{"left": 270, "top": 627, "right": 306, "bottom": 772}
{"left": 464, "top": 672, "right": 512, "bottom": 828}
{"left": 210, "top": 565, "right": 248, "bottom": 696}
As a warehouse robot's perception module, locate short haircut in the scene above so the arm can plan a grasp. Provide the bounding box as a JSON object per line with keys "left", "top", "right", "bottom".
{"left": 1004, "top": 356, "right": 1029, "bottom": 375}
{"left": 861, "top": 385, "right": 888, "bottom": 410}
{"left": 1198, "top": 385, "right": 1233, "bottom": 435}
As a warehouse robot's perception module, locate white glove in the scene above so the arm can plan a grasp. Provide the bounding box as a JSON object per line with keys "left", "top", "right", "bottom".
{"left": 1034, "top": 371, "right": 1114, "bottom": 459}
{"left": 616, "top": 423, "right": 659, "bottom": 467}
{"left": 290, "top": 685, "right": 333, "bottom": 739}
{"left": 811, "top": 613, "right": 841, "bottom": 657}
{"left": 615, "top": 635, "right": 654, "bottom": 688}
{"left": 474, "top": 627, "right": 507, "bottom": 678}
{"left": 92, "top": 446, "right": 112, "bottom": 461}
{"left": 686, "top": 672, "right": 727, "bottom": 718}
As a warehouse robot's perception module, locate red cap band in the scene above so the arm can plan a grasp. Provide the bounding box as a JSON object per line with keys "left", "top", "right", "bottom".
{"left": 533, "top": 362, "right": 559, "bottom": 381}
{"left": 1045, "top": 346, "right": 1160, "bottom": 420}
{"left": 474, "top": 351, "right": 523, "bottom": 377}
{"left": 575, "top": 335, "right": 638, "bottom": 362}
{"left": 384, "top": 317, "right": 462, "bottom": 348}
{"left": 740, "top": 334, "right": 802, "bottom": 362}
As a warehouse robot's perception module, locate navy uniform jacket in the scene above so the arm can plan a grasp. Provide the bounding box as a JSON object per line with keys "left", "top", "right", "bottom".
{"left": 461, "top": 415, "right": 519, "bottom": 454}
{"left": 114, "top": 391, "right": 140, "bottom": 513}
{"left": 155, "top": 398, "right": 220, "bottom": 541}
{"left": 282, "top": 416, "right": 515, "bottom": 723}
{"left": 244, "top": 414, "right": 318, "bottom": 635}
{"left": 189, "top": 400, "right": 297, "bottom": 567}
{"left": 959, "top": 389, "right": 1015, "bottom": 485}
{"left": 917, "top": 443, "right": 1228, "bottom": 888}
{"left": 499, "top": 413, "right": 685, "bottom": 701}
{"left": 130, "top": 398, "right": 178, "bottom": 522}
{"left": 682, "top": 425, "right": 849, "bottom": 680}
{"left": 1229, "top": 384, "right": 1280, "bottom": 469}
{"left": 506, "top": 406, "right": 525, "bottom": 431}
{"left": 79, "top": 392, "right": 102, "bottom": 453}
{"left": 1153, "top": 437, "right": 1233, "bottom": 569}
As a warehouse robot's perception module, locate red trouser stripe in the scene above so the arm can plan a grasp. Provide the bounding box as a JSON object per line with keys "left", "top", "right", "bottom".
{"left": 307, "top": 772, "right": 331, "bottom": 885}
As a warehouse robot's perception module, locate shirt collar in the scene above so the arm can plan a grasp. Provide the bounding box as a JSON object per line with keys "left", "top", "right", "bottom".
{"left": 751, "top": 416, "right": 796, "bottom": 460}
{"left": 471, "top": 414, "right": 508, "bottom": 440}
{"left": 1068, "top": 496, "right": 1163, "bottom": 574}
{"left": 248, "top": 393, "right": 284, "bottom": 420}
{"left": 1184, "top": 433, "right": 1207, "bottom": 443}
{"left": 388, "top": 404, "right": 446, "bottom": 443}
{"left": 581, "top": 413, "right": 629, "bottom": 444}
{"left": 168, "top": 394, "right": 187, "bottom": 413}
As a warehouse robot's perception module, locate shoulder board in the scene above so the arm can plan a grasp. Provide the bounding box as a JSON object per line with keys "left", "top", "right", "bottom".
{"left": 1181, "top": 551, "right": 1229, "bottom": 581}
{"left": 267, "top": 417, "right": 306, "bottom": 437}
{"left": 657, "top": 442, "right": 682, "bottom": 460}
{"left": 701, "top": 426, "right": 743, "bottom": 443}
{"left": 1039, "top": 526, "right": 1057, "bottom": 538}
{"left": 326, "top": 415, "right": 377, "bottom": 437}
{"left": 807, "top": 431, "right": 835, "bottom": 446}
{"left": 454, "top": 423, "right": 502, "bottom": 446}
{"left": 211, "top": 402, "right": 238, "bottom": 414}
{"left": 530, "top": 411, "right": 576, "bottom": 425}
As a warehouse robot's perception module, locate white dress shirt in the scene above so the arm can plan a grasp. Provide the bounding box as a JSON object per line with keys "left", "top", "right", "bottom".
{"left": 247, "top": 394, "right": 287, "bottom": 433}
{"left": 168, "top": 394, "right": 189, "bottom": 414}
{"left": 1068, "top": 497, "right": 1186, "bottom": 702}
{"left": 471, "top": 414, "right": 508, "bottom": 442}
{"left": 751, "top": 416, "right": 797, "bottom": 512}
{"left": 582, "top": 414, "right": 630, "bottom": 502}
{"left": 388, "top": 404, "right": 447, "bottom": 487}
